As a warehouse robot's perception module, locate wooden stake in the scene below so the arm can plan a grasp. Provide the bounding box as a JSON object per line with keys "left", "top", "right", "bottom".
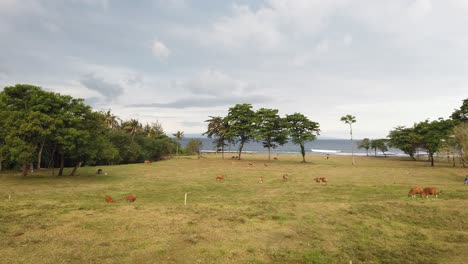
{"left": 8, "top": 194, "right": 11, "bottom": 201}
{"left": 184, "top": 192, "right": 187, "bottom": 206}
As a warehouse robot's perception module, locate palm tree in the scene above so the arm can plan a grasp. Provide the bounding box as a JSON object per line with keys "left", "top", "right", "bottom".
{"left": 122, "top": 119, "right": 142, "bottom": 140}
{"left": 173, "top": 130, "right": 184, "bottom": 157}
{"left": 203, "top": 116, "right": 229, "bottom": 159}
{"left": 340, "top": 115, "right": 357, "bottom": 165}
{"left": 103, "top": 110, "right": 120, "bottom": 129}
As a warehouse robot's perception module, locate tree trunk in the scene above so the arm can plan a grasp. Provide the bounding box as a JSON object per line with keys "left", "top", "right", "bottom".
{"left": 300, "top": 144, "right": 306, "bottom": 163}
{"left": 430, "top": 153, "right": 434, "bottom": 167}
{"left": 221, "top": 144, "right": 224, "bottom": 160}
{"left": 70, "top": 161, "right": 82, "bottom": 176}
{"left": 238, "top": 142, "right": 244, "bottom": 160}
{"left": 268, "top": 147, "right": 271, "bottom": 161}
{"left": 22, "top": 163, "right": 28, "bottom": 177}
{"left": 452, "top": 156, "right": 456, "bottom": 167}
{"left": 37, "top": 140, "right": 45, "bottom": 169}
{"left": 0, "top": 159, "right": 2, "bottom": 171}
{"left": 59, "top": 152, "right": 65, "bottom": 176}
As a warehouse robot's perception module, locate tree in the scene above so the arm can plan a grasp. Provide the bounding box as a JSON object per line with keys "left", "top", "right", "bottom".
{"left": 122, "top": 119, "right": 142, "bottom": 140}
{"left": 370, "top": 139, "right": 388, "bottom": 157}
{"left": 186, "top": 139, "right": 203, "bottom": 157}
{"left": 451, "top": 98, "right": 468, "bottom": 123}
{"left": 340, "top": 115, "right": 357, "bottom": 165}
{"left": 255, "top": 108, "right": 288, "bottom": 161}
{"left": 414, "top": 119, "right": 454, "bottom": 166}
{"left": 357, "top": 138, "right": 371, "bottom": 156}
{"left": 224, "top": 104, "right": 256, "bottom": 160}
{"left": 203, "top": 116, "right": 230, "bottom": 159}
{"left": 102, "top": 109, "right": 120, "bottom": 129}
{"left": 453, "top": 123, "right": 468, "bottom": 167}
{"left": 285, "top": 113, "right": 320, "bottom": 163}
{"left": 173, "top": 130, "right": 184, "bottom": 157}
{"left": 387, "top": 126, "right": 421, "bottom": 160}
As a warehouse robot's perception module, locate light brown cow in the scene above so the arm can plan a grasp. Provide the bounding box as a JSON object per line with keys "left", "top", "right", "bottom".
{"left": 258, "top": 176, "right": 264, "bottom": 183}
{"left": 282, "top": 174, "right": 288, "bottom": 181}
{"left": 408, "top": 187, "right": 424, "bottom": 198}
{"left": 144, "top": 160, "right": 151, "bottom": 164}
{"left": 216, "top": 174, "right": 225, "bottom": 181}
{"left": 314, "top": 177, "right": 328, "bottom": 184}
{"left": 105, "top": 195, "right": 116, "bottom": 203}
{"left": 423, "top": 187, "right": 440, "bottom": 198}
{"left": 125, "top": 194, "right": 137, "bottom": 202}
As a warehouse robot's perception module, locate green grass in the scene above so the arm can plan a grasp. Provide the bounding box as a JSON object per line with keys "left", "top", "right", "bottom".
{"left": 1, "top": 154, "right": 467, "bottom": 263}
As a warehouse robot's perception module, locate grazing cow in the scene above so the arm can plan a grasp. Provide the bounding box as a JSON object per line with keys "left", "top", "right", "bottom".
{"left": 283, "top": 174, "right": 288, "bottom": 181}
{"left": 423, "top": 188, "right": 440, "bottom": 198}
{"left": 264, "top": 163, "right": 268, "bottom": 167}
{"left": 315, "top": 177, "right": 328, "bottom": 184}
{"left": 105, "top": 195, "right": 116, "bottom": 203}
{"left": 273, "top": 157, "right": 278, "bottom": 160}
{"left": 258, "top": 176, "right": 264, "bottom": 183}
{"left": 408, "top": 187, "right": 424, "bottom": 198}
{"left": 144, "top": 160, "right": 151, "bottom": 164}
{"left": 216, "top": 174, "right": 225, "bottom": 181}
{"left": 248, "top": 162, "right": 253, "bottom": 166}
{"left": 96, "top": 169, "right": 103, "bottom": 174}
{"left": 126, "top": 194, "right": 137, "bottom": 202}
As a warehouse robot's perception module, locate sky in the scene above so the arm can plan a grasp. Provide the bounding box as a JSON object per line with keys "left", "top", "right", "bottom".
{"left": 0, "top": 0, "right": 467, "bottom": 139}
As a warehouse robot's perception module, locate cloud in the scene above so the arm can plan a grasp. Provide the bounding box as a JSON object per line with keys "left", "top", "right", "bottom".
{"left": 126, "top": 95, "right": 272, "bottom": 109}
{"left": 80, "top": 74, "right": 124, "bottom": 101}
{"left": 152, "top": 40, "right": 171, "bottom": 59}
{"left": 182, "top": 69, "right": 246, "bottom": 96}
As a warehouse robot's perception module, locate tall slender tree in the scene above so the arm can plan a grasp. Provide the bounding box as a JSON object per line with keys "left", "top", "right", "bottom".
{"left": 173, "top": 130, "right": 184, "bottom": 157}
{"left": 340, "top": 115, "right": 357, "bottom": 165}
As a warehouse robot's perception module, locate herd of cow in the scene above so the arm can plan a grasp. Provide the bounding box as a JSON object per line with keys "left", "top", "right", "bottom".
{"left": 408, "top": 187, "right": 441, "bottom": 198}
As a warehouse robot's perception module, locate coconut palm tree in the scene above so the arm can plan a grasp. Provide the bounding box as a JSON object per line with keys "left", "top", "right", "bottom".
{"left": 122, "top": 119, "right": 142, "bottom": 140}
{"left": 103, "top": 110, "right": 120, "bottom": 129}
{"left": 341, "top": 114, "right": 357, "bottom": 165}
{"left": 173, "top": 130, "right": 184, "bottom": 157}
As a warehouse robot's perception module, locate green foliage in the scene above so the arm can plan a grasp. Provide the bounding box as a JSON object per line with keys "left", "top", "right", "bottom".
{"left": 255, "top": 108, "right": 288, "bottom": 160}
{"left": 204, "top": 116, "right": 230, "bottom": 157}
{"left": 387, "top": 126, "right": 421, "bottom": 159}
{"left": 451, "top": 98, "right": 468, "bottom": 123}
{"left": 186, "top": 138, "right": 203, "bottom": 155}
{"left": 285, "top": 113, "right": 320, "bottom": 162}
{"left": 224, "top": 104, "right": 256, "bottom": 159}
{"left": 370, "top": 139, "right": 389, "bottom": 156}
{"left": 453, "top": 123, "right": 468, "bottom": 166}
{"left": 0, "top": 84, "right": 176, "bottom": 175}
{"left": 414, "top": 119, "right": 454, "bottom": 166}
{"left": 357, "top": 138, "right": 371, "bottom": 156}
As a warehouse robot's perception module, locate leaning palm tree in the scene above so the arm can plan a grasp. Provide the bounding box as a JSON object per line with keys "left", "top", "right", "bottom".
{"left": 173, "top": 130, "right": 184, "bottom": 157}
{"left": 122, "top": 119, "right": 142, "bottom": 140}
{"left": 340, "top": 115, "right": 357, "bottom": 165}
{"left": 103, "top": 110, "right": 120, "bottom": 129}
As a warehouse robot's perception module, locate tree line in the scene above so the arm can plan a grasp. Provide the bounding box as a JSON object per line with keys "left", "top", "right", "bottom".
{"left": 358, "top": 99, "right": 468, "bottom": 167}
{"left": 0, "top": 84, "right": 178, "bottom": 176}
{"left": 204, "top": 103, "right": 320, "bottom": 162}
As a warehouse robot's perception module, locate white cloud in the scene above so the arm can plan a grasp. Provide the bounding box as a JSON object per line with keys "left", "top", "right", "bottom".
{"left": 151, "top": 40, "right": 171, "bottom": 59}
{"left": 183, "top": 69, "right": 246, "bottom": 96}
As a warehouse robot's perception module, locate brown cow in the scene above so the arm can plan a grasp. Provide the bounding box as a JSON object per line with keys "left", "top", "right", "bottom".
{"left": 216, "top": 174, "right": 225, "bottom": 181}
{"left": 144, "top": 160, "right": 151, "bottom": 164}
{"left": 125, "top": 194, "right": 137, "bottom": 202}
{"left": 423, "top": 188, "right": 440, "bottom": 198}
{"left": 282, "top": 174, "right": 288, "bottom": 181}
{"left": 314, "top": 177, "right": 328, "bottom": 184}
{"left": 258, "top": 176, "right": 264, "bottom": 183}
{"left": 408, "top": 187, "right": 424, "bottom": 198}
{"left": 105, "top": 195, "right": 116, "bottom": 203}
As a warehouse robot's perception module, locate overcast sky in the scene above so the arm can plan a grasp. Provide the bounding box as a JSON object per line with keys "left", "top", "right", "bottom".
{"left": 1, "top": 0, "right": 467, "bottom": 138}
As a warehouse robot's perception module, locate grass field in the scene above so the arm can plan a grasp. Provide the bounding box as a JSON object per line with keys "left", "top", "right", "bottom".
{"left": 1, "top": 154, "right": 468, "bottom": 264}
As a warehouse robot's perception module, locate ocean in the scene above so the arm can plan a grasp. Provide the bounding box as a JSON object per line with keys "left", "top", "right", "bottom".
{"left": 179, "top": 138, "right": 407, "bottom": 157}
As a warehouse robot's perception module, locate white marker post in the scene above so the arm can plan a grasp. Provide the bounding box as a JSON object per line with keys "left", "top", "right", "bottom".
{"left": 184, "top": 192, "right": 187, "bottom": 206}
